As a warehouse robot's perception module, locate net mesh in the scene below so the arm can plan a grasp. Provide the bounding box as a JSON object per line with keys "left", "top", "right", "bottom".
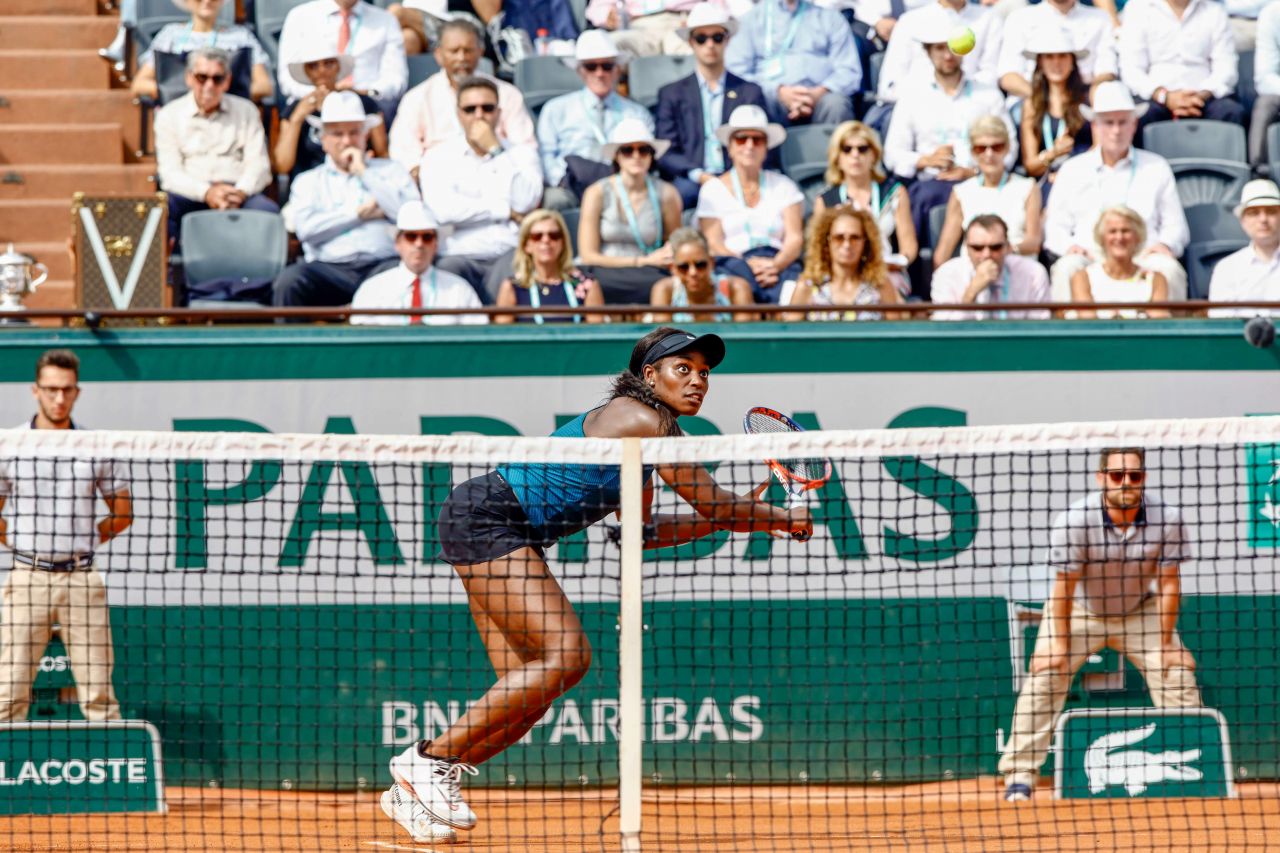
{"left": 0, "top": 419, "right": 1276, "bottom": 851}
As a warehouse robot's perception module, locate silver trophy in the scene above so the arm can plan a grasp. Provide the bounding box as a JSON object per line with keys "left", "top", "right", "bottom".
{"left": 0, "top": 243, "right": 48, "bottom": 324}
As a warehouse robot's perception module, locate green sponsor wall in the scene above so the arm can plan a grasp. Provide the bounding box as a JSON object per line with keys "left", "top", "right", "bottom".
{"left": 2, "top": 322, "right": 1278, "bottom": 790}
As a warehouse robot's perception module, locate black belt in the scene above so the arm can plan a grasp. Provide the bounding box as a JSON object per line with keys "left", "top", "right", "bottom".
{"left": 12, "top": 552, "right": 94, "bottom": 572}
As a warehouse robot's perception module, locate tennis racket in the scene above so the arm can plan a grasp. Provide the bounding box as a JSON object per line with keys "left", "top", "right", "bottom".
{"left": 743, "top": 406, "right": 832, "bottom": 542}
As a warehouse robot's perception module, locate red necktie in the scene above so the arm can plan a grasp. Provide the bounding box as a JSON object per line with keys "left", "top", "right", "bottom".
{"left": 409, "top": 275, "right": 423, "bottom": 324}
{"left": 337, "top": 9, "right": 352, "bottom": 54}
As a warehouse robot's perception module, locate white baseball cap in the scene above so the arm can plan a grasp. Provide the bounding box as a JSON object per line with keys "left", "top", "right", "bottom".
{"left": 305, "top": 90, "right": 384, "bottom": 131}
{"left": 677, "top": 3, "right": 738, "bottom": 40}
{"left": 286, "top": 42, "right": 355, "bottom": 86}
{"left": 1081, "top": 81, "right": 1148, "bottom": 120}
{"left": 1235, "top": 179, "right": 1280, "bottom": 217}
{"left": 714, "top": 104, "right": 786, "bottom": 149}
{"left": 396, "top": 201, "right": 440, "bottom": 233}
{"left": 600, "top": 118, "right": 672, "bottom": 161}
{"left": 1021, "top": 27, "right": 1089, "bottom": 61}
{"left": 575, "top": 29, "right": 620, "bottom": 62}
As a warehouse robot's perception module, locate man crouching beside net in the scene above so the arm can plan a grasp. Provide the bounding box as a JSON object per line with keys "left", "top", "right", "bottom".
{"left": 998, "top": 446, "right": 1202, "bottom": 802}
{"left": 382, "top": 327, "right": 813, "bottom": 843}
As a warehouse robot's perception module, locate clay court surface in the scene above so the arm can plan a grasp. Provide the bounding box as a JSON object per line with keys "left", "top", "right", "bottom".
{"left": 0, "top": 780, "right": 1277, "bottom": 852}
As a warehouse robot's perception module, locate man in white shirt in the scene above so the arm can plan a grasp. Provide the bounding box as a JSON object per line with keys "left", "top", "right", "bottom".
{"left": 155, "top": 48, "right": 276, "bottom": 244}
{"left": 0, "top": 349, "right": 132, "bottom": 724}
{"left": 422, "top": 77, "right": 544, "bottom": 304}
{"left": 1208, "top": 180, "right": 1280, "bottom": 317}
{"left": 275, "top": 92, "right": 421, "bottom": 310}
{"left": 869, "top": 0, "right": 1003, "bottom": 132}
{"left": 1248, "top": 2, "right": 1280, "bottom": 168}
{"left": 997, "top": 0, "right": 1117, "bottom": 99}
{"left": 351, "top": 201, "right": 487, "bottom": 325}
{"left": 931, "top": 214, "right": 1050, "bottom": 317}
{"left": 883, "top": 18, "right": 1014, "bottom": 253}
{"left": 1118, "top": 0, "right": 1246, "bottom": 136}
{"left": 277, "top": 0, "right": 408, "bottom": 113}
{"left": 388, "top": 18, "right": 535, "bottom": 173}
{"left": 1044, "top": 82, "right": 1189, "bottom": 302}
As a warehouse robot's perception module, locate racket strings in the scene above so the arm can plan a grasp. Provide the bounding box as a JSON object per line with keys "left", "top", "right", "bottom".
{"left": 745, "top": 411, "right": 827, "bottom": 484}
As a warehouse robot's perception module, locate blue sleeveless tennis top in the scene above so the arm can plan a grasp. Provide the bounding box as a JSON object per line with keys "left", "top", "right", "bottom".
{"left": 498, "top": 411, "right": 655, "bottom": 543}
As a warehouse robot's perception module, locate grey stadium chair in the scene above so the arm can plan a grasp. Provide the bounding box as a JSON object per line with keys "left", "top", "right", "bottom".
{"left": 628, "top": 55, "right": 697, "bottom": 110}
{"left": 514, "top": 56, "right": 582, "bottom": 112}
{"left": 1143, "top": 119, "right": 1246, "bottom": 164}
{"left": 1267, "top": 123, "right": 1280, "bottom": 178}
{"left": 1238, "top": 51, "right": 1257, "bottom": 115}
{"left": 407, "top": 53, "right": 441, "bottom": 88}
{"left": 1184, "top": 202, "right": 1247, "bottom": 245}
{"left": 780, "top": 123, "right": 838, "bottom": 185}
{"left": 561, "top": 207, "right": 582, "bottom": 252}
{"left": 1169, "top": 160, "right": 1252, "bottom": 207}
{"left": 1185, "top": 239, "right": 1249, "bottom": 300}
{"left": 180, "top": 210, "right": 288, "bottom": 307}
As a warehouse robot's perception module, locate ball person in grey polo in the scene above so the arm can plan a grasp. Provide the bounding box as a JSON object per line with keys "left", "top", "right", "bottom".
{"left": 0, "top": 349, "right": 132, "bottom": 722}
{"left": 998, "top": 446, "right": 1202, "bottom": 802}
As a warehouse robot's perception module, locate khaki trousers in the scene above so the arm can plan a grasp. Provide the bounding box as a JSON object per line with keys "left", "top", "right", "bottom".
{"left": 611, "top": 11, "right": 692, "bottom": 57}
{"left": 0, "top": 566, "right": 121, "bottom": 722}
{"left": 998, "top": 596, "right": 1201, "bottom": 786}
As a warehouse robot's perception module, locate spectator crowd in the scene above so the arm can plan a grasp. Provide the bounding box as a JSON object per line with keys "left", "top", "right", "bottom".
{"left": 134, "top": 0, "right": 1280, "bottom": 322}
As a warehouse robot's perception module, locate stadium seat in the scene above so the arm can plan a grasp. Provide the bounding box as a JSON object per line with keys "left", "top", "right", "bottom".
{"left": 1184, "top": 238, "right": 1248, "bottom": 299}
{"left": 1143, "top": 120, "right": 1246, "bottom": 164}
{"left": 780, "top": 123, "right": 838, "bottom": 185}
{"left": 254, "top": 0, "right": 308, "bottom": 67}
{"left": 407, "top": 53, "right": 440, "bottom": 88}
{"left": 1238, "top": 51, "right": 1257, "bottom": 116}
{"left": 180, "top": 210, "right": 287, "bottom": 306}
{"left": 627, "top": 55, "right": 697, "bottom": 110}
{"left": 561, "top": 207, "right": 582, "bottom": 252}
{"left": 1169, "top": 160, "right": 1252, "bottom": 207}
{"left": 514, "top": 56, "right": 582, "bottom": 111}
{"left": 129, "top": 0, "right": 235, "bottom": 60}
{"left": 1267, "top": 123, "right": 1280, "bottom": 177}
{"left": 1184, "top": 202, "right": 1246, "bottom": 244}
{"left": 928, "top": 204, "right": 949, "bottom": 252}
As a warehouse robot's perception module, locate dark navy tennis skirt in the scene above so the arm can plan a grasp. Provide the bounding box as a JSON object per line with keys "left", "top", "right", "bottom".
{"left": 437, "top": 471, "right": 547, "bottom": 566}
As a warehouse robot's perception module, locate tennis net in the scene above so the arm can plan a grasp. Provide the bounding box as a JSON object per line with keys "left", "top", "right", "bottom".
{"left": 0, "top": 418, "right": 1276, "bottom": 851}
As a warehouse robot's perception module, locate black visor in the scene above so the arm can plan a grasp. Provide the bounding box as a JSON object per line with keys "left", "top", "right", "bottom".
{"left": 640, "top": 332, "right": 726, "bottom": 371}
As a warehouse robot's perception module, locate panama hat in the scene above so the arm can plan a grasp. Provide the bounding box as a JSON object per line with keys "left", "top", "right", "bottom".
{"left": 714, "top": 104, "right": 786, "bottom": 149}
{"left": 575, "top": 29, "right": 620, "bottom": 62}
{"left": 600, "top": 118, "right": 672, "bottom": 161}
{"left": 305, "top": 90, "right": 383, "bottom": 131}
{"left": 1021, "top": 27, "right": 1089, "bottom": 61}
{"left": 1235, "top": 179, "right": 1280, "bottom": 217}
{"left": 396, "top": 201, "right": 440, "bottom": 232}
{"left": 1080, "top": 81, "right": 1148, "bottom": 120}
{"left": 676, "top": 3, "right": 738, "bottom": 40}
{"left": 286, "top": 42, "right": 355, "bottom": 86}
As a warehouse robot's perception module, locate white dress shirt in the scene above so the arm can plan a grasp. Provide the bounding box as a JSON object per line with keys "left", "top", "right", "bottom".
{"left": 883, "top": 76, "right": 1015, "bottom": 179}
{"left": 930, "top": 253, "right": 1052, "bottom": 319}
{"left": 277, "top": 0, "right": 407, "bottom": 103}
{"left": 537, "top": 89, "right": 654, "bottom": 186}
{"left": 420, "top": 135, "right": 544, "bottom": 260}
{"left": 1045, "top": 147, "right": 1190, "bottom": 257}
{"left": 876, "top": 2, "right": 1004, "bottom": 103}
{"left": 350, "top": 262, "right": 487, "bottom": 324}
{"left": 155, "top": 92, "right": 272, "bottom": 201}
{"left": 284, "top": 156, "right": 420, "bottom": 263}
{"left": 996, "top": 0, "right": 1118, "bottom": 85}
{"left": 1207, "top": 243, "right": 1280, "bottom": 316}
{"left": 389, "top": 72, "right": 537, "bottom": 169}
{"left": 1118, "top": 0, "right": 1237, "bottom": 99}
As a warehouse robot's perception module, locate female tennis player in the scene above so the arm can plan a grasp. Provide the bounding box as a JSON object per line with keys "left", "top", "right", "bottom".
{"left": 385, "top": 327, "right": 812, "bottom": 840}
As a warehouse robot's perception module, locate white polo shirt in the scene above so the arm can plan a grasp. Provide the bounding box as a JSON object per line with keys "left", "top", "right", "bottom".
{"left": 0, "top": 421, "right": 128, "bottom": 560}
{"left": 1207, "top": 243, "right": 1280, "bottom": 317}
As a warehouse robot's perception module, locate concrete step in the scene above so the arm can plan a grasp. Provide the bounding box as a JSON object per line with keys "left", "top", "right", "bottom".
{"left": 0, "top": 90, "right": 144, "bottom": 158}
{"left": 0, "top": 165, "right": 155, "bottom": 199}
{"left": 6, "top": 0, "right": 101, "bottom": 15}
{"left": 0, "top": 200, "right": 76, "bottom": 243}
{"left": 0, "top": 16, "right": 118, "bottom": 50}
{"left": 0, "top": 51, "right": 111, "bottom": 90}
{"left": 12, "top": 242, "right": 74, "bottom": 282}
{"left": 0, "top": 124, "right": 124, "bottom": 165}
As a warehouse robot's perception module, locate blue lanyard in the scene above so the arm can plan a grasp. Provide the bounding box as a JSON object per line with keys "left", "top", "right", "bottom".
{"left": 177, "top": 23, "right": 218, "bottom": 53}
{"left": 699, "top": 81, "right": 725, "bottom": 172}
{"left": 1042, "top": 114, "right": 1063, "bottom": 152}
{"left": 583, "top": 91, "right": 613, "bottom": 146}
{"left": 839, "top": 182, "right": 882, "bottom": 214}
{"left": 527, "top": 277, "right": 581, "bottom": 325}
{"left": 730, "top": 169, "right": 770, "bottom": 249}
{"left": 990, "top": 267, "right": 1010, "bottom": 320}
{"left": 613, "top": 176, "right": 663, "bottom": 255}
{"left": 764, "top": 0, "right": 808, "bottom": 57}
{"left": 979, "top": 172, "right": 1008, "bottom": 189}
{"left": 1099, "top": 155, "right": 1139, "bottom": 205}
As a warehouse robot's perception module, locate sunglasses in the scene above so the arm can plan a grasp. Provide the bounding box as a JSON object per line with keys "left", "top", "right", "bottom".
{"left": 967, "top": 242, "right": 1006, "bottom": 252}
{"left": 581, "top": 61, "right": 616, "bottom": 73}
{"left": 971, "top": 142, "right": 1008, "bottom": 155}
{"left": 529, "top": 230, "right": 564, "bottom": 242}
{"left": 1105, "top": 470, "right": 1146, "bottom": 485}
{"left": 676, "top": 260, "right": 710, "bottom": 272}
{"left": 841, "top": 142, "right": 872, "bottom": 155}
{"left": 617, "top": 144, "right": 654, "bottom": 158}
{"left": 692, "top": 32, "right": 727, "bottom": 45}
{"left": 400, "top": 231, "right": 437, "bottom": 244}
{"left": 460, "top": 103, "right": 498, "bottom": 114}
{"left": 829, "top": 233, "right": 865, "bottom": 244}
{"left": 731, "top": 133, "right": 767, "bottom": 146}
{"left": 192, "top": 72, "right": 227, "bottom": 85}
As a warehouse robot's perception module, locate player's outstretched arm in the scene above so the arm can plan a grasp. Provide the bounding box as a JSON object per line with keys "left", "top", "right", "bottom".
{"left": 655, "top": 463, "right": 811, "bottom": 539}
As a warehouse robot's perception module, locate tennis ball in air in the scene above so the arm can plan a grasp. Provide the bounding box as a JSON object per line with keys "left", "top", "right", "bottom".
{"left": 948, "top": 27, "right": 976, "bottom": 56}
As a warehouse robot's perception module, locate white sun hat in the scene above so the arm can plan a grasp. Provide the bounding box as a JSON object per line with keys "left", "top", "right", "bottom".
{"left": 305, "top": 90, "right": 384, "bottom": 131}
{"left": 575, "top": 29, "right": 620, "bottom": 62}
{"left": 1081, "top": 81, "right": 1149, "bottom": 120}
{"left": 676, "top": 3, "right": 739, "bottom": 40}
{"left": 600, "top": 118, "right": 672, "bottom": 161}
{"left": 396, "top": 201, "right": 440, "bottom": 232}
{"left": 714, "top": 104, "right": 786, "bottom": 150}
{"left": 1235, "top": 179, "right": 1280, "bottom": 217}
{"left": 1021, "top": 26, "right": 1089, "bottom": 61}
{"left": 915, "top": 15, "right": 958, "bottom": 45}
{"left": 286, "top": 42, "right": 355, "bottom": 86}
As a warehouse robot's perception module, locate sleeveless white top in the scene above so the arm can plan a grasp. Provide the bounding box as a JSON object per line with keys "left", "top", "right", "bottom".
{"left": 953, "top": 173, "right": 1035, "bottom": 247}
{"left": 1084, "top": 263, "right": 1155, "bottom": 318}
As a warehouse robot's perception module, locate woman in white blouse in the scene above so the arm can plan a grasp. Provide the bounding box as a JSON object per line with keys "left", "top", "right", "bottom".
{"left": 933, "top": 116, "right": 1041, "bottom": 268}
{"left": 1070, "top": 206, "right": 1170, "bottom": 318}
{"left": 696, "top": 105, "right": 805, "bottom": 305}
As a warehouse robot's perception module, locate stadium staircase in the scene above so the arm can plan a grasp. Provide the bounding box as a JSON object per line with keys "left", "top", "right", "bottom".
{"left": 0, "top": 0, "right": 151, "bottom": 310}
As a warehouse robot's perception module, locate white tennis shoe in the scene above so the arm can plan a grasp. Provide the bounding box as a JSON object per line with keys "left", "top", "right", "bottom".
{"left": 381, "top": 783, "right": 459, "bottom": 844}
{"left": 389, "top": 743, "right": 479, "bottom": 830}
